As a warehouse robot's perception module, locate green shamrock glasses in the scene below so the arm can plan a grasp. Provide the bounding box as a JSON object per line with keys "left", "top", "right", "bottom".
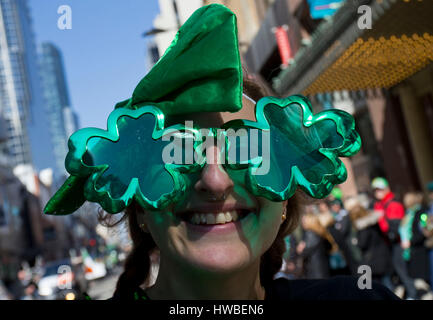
{"left": 44, "top": 95, "right": 361, "bottom": 215}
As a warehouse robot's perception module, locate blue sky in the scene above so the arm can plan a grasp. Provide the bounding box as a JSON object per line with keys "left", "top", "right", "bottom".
{"left": 29, "top": 0, "right": 160, "bottom": 129}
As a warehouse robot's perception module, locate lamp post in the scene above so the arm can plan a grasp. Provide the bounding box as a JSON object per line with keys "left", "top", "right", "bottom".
{"left": 142, "top": 28, "right": 168, "bottom": 37}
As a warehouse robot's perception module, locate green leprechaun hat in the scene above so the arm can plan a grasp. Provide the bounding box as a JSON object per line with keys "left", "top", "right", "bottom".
{"left": 116, "top": 3, "right": 243, "bottom": 115}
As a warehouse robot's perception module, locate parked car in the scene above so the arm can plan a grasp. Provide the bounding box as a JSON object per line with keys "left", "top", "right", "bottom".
{"left": 37, "top": 258, "right": 88, "bottom": 300}
{"left": 83, "top": 258, "right": 107, "bottom": 281}
{"left": 81, "top": 248, "right": 107, "bottom": 281}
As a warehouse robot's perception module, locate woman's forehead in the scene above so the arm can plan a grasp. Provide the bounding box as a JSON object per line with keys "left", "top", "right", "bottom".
{"left": 164, "top": 95, "right": 256, "bottom": 128}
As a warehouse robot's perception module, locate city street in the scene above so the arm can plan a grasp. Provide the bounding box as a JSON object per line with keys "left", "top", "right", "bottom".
{"left": 87, "top": 269, "right": 121, "bottom": 300}
{"left": 0, "top": 0, "right": 432, "bottom": 302}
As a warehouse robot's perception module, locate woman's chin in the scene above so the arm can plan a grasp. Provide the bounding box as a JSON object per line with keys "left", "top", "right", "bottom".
{"left": 184, "top": 243, "right": 253, "bottom": 274}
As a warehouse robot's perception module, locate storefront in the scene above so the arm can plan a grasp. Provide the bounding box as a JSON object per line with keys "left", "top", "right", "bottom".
{"left": 270, "top": 0, "right": 433, "bottom": 197}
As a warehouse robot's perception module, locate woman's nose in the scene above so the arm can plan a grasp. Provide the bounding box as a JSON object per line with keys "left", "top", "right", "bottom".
{"left": 194, "top": 146, "right": 234, "bottom": 201}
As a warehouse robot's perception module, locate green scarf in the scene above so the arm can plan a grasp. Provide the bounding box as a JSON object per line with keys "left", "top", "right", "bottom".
{"left": 399, "top": 204, "right": 419, "bottom": 261}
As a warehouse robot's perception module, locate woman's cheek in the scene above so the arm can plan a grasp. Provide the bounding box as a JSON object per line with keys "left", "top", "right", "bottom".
{"left": 243, "top": 198, "right": 285, "bottom": 257}
{"left": 144, "top": 211, "right": 176, "bottom": 252}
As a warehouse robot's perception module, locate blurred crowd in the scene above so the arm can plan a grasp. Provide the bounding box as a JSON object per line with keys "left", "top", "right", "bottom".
{"left": 0, "top": 244, "right": 125, "bottom": 300}
{"left": 279, "top": 177, "right": 433, "bottom": 300}
{"left": 4, "top": 176, "right": 433, "bottom": 300}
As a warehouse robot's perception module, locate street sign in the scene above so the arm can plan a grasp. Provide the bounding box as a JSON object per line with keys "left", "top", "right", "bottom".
{"left": 273, "top": 25, "right": 292, "bottom": 68}
{"left": 307, "top": 0, "right": 345, "bottom": 19}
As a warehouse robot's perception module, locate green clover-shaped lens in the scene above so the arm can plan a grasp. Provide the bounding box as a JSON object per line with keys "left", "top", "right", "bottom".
{"left": 45, "top": 106, "right": 200, "bottom": 215}
{"left": 81, "top": 114, "right": 176, "bottom": 204}
{"left": 225, "top": 95, "right": 361, "bottom": 201}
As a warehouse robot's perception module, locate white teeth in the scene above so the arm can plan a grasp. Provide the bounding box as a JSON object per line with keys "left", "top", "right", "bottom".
{"left": 216, "top": 212, "right": 226, "bottom": 224}
{"left": 231, "top": 210, "right": 239, "bottom": 222}
{"left": 225, "top": 212, "right": 233, "bottom": 222}
{"left": 188, "top": 210, "right": 250, "bottom": 225}
{"left": 206, "top": 213, "right": 216, "bottom": 224}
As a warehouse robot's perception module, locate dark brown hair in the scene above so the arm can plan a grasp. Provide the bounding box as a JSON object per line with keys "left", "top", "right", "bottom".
{"left": 104, "top": 78, "right": 303, "bottom": 299}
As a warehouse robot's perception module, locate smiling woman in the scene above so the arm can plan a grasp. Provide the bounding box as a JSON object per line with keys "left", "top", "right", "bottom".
{"left": 45, "top": 3, "right": 397, "bottom": 300}
{"left": 108, "top": 77, "right": 303, "bottom": 300}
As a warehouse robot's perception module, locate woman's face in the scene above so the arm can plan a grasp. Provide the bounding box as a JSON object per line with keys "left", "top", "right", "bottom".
{"left": 139, "top": 95, "right": 287, "bottom": 275}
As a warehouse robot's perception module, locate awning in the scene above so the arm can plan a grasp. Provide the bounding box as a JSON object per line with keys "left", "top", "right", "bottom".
{"left": 273, "top": 0, "right": 433, "bottom": 95}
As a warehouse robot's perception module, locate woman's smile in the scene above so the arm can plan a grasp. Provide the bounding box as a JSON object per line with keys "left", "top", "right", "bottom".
{"left": 174, "top": 202, "right": 258, "bottom": 235}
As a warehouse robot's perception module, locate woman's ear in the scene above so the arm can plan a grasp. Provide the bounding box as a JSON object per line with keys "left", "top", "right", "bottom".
{"left": 282, "top": 200, "right": 288, "bottom": 222}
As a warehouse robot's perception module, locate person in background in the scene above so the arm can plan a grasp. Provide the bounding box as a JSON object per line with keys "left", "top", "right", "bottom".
{"left": 316, "top": 200, "right": 346, "bottom": 276}
{"left": 0, "top": 255, "right": 24, "bottom": 300}
{"left": 372, "top": 177, "right": 404, "bottom": 240}
{"left": 327, "top": 190, "right": 349, "bottom": 233}
{"left": 274, "top": 234, "right": 296, "bottom": 280}
{"left": 371, "top": 177, "right": 418, "bottom": 299}
{"left": 401, "top": 192, "right": 432, "bottom": 298}
{"left": 348, "top": 200, "right": 392, "bottom": 286}
{"left": 425, "top": 182, "right": 433, "bottom": 288}
{"left": 427, "top": 182, "right": 433, "bottom": 215}
{"left": 326, "top": 196, "right": 358, "bottom": 276}
{"left": 297, "top": 208, "right": 335, "bottom": 279}
{"left": 19, "top": 281, "right": 39, "bottom": 300}
{"left": 280, "top": 224, "right": 304, "bottom": 279}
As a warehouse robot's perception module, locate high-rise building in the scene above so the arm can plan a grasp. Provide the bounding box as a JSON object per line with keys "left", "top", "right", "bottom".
{"left": 62, "top": 105, "right": 80, "bottom": 139}
{"left": 39, "top": 42, "right": 76, "bottom": 177}
{"left": 0, "top": 0, "right": 56, "bottom": 175}
{"left": 0, "top": 1, "right": 85, "bottom": 269}
{"left": 145, "top": 40, "right": 160, "bottom": 73}
{"left": 146, "top": 0, "right": 203, "bottom": 65}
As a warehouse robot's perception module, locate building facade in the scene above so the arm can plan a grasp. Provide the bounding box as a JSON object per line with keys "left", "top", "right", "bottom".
{"left": 62, "top": 105, "right": 79, "bottom": 141}
{"left": 204, "top": 0, "right": 276, "bottom": 54}
{"left": 267, "top": 0, "right": 433, "bottom": 197}
{"left": 148, "top": 0, "right": 204, "bottom": 63}
{"left": 39, "top": 42, "right": 78, "bottom": 179}
{"left": 204, "top": 0, "right": 319, "bottom": 91}
{"left": 0, "top": 114, "right": 25, "bottom": 261}
{"left": 0, "top": 0, "right": 56, "bottom": 173}
{"left": 144, "top": 0, "right": 433, "bottom": 198}
{"left": 0, "top": 1, "right": 78, "bottom": 278}
{"left": 201, "top": 0, "right": 433, "bottom": 198}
